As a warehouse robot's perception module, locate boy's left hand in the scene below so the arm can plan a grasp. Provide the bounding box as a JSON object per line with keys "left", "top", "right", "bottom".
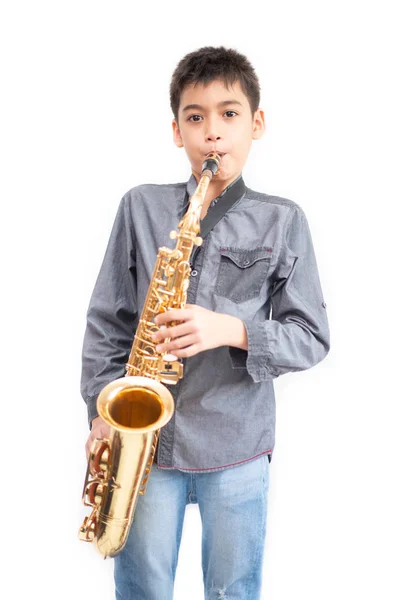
{"left": 152, "top": 304, "right": 248, "bottom": 358}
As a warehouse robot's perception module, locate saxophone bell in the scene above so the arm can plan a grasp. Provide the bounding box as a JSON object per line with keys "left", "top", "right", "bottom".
{"left": 79, "top": 377, "right": 174, "bottom": 558}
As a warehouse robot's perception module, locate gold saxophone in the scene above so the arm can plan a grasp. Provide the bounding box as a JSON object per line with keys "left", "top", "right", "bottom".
{"left": 79, "top": 152, "right": 221, "bottom": 558}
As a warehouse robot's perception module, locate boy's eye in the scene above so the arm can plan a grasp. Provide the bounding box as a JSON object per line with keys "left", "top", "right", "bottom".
{"left": 188, "top": 111, "right": 238, "bottom": 122}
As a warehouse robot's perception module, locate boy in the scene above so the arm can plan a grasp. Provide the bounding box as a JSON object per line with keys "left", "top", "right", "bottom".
{"left": 81, "top": 46, "right": 330, "bottom": 599}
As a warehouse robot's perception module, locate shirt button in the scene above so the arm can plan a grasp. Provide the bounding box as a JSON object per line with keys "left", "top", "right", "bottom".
{"left": 243, "top": 259, "right": 250, "bottom": 266}
{"left": 322, "top": 301, "right": 327, "bottom": 308}
{"left": 191, "top": 270, "right": 198, "bottom": 277}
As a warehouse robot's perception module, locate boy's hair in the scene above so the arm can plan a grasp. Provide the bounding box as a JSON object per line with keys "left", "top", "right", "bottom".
{"left": 170, "top": 46, "right": 260, "bottom": 122}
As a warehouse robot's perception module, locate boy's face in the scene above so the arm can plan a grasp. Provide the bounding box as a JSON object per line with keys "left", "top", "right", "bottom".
{"left": 172, "top": 79, "right": 265, "bottom": 188}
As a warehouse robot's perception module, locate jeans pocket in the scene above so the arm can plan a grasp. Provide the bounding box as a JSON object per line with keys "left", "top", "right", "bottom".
{"left": 214, "top": 246, "right": 272, "bottom": 303}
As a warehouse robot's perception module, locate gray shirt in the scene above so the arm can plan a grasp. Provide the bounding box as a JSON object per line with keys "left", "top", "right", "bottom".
{"left": 81, "top": 174, "right": 330, "bottom": 472}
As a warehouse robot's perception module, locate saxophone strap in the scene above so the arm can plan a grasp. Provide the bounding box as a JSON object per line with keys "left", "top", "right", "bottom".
{"left": 189, "top": 175, "right": 246, "bottom": 267}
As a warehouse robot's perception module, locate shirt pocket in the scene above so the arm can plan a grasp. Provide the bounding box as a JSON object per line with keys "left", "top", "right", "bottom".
{"left": 214, "top": 247, "right": 273, "bottom": 304}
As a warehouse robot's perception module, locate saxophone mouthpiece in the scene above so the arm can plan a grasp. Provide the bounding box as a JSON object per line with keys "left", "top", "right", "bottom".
{"left": 201, "top": 152, "right": 221, "bottom": 177}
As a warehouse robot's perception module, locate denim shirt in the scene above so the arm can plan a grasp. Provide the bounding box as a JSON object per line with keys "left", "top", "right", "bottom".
{"left": 81, "top": 174, "right": 330, "bottom": 472}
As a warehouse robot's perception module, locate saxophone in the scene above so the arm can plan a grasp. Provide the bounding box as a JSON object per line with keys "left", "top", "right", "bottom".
{"left": 79, "top": 152, "right": 221, "bottom": 558}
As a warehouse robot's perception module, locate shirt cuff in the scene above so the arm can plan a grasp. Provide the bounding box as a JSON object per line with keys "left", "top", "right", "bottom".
{"left": 86, "top": 395, "right": 99, "bottom": 428}
{"left": 241, "top": 320, "right": 278, "bottom": 382}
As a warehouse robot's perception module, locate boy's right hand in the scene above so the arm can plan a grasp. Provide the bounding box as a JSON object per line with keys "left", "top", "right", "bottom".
{"left": 85, "top": 416, "right": 111, "bottom": 460}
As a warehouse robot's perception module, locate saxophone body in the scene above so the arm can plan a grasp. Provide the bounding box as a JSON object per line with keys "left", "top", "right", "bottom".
{"left": 79, "top": 153, "right": 220, "bottom": 558}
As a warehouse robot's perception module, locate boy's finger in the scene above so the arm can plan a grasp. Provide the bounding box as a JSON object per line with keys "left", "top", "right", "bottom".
{"left": 156, "top": 334, "right": 197, "bottom": 354}
{"left": 153, "top": 321, "right": 192, "bottom": 342}
{"left": 155, "top": 309, "right": 190, "bottom": 325}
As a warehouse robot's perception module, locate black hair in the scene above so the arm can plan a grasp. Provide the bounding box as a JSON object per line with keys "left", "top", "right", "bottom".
{"left": 170, "top": 46, "right": 260, "bottom": 122}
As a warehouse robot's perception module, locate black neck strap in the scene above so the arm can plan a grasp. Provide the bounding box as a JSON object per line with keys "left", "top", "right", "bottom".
{"left": 188, "top": 176, "right": 246, "bottom": 267}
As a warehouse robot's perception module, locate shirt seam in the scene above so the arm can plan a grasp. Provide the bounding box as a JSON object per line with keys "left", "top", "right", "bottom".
{"left": 272, "top": 205, "right": 294, "bottom": 280}
{"left": 156, "top": 449, "right": 272, "bottom": 472}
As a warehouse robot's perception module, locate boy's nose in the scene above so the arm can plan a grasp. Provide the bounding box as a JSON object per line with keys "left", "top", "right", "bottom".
{"left": 205, "top": 116, "right": 222, "bottom": 142}
{"left": 206, "top": 133, "right": 221, "bottom": 142}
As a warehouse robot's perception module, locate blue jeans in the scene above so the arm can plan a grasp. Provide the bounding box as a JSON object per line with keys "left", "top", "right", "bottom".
{"left": 114, "top": 454, "right": 270, "bottom": 600}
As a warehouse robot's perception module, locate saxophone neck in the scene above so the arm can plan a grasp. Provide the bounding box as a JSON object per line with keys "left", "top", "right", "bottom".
{"left": 177, "top": 173, "right": 209, "bottom": 235}
{"left": 178, "top": 154, "right": 220, "bottom": 236}
{"left": 189, "top": 152, "right": 221, "bottom": 211}
{"left": 185, "top": 152, "right": 221, "bottom": 221}
{"left": 190, "top": 172, "right": 213, "bottom": 209}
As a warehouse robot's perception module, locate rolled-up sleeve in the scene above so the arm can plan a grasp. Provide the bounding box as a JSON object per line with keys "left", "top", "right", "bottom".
{"left": 231, "top": 205, "right": 330, "bottom": 382}
{"left": 80, "top": 197, "right": 138, "bottom": 426}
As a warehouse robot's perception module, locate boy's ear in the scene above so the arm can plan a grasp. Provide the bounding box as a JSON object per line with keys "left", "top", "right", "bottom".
{"left": 172, "top": 119, "right": 184, "bottom": 148}
{"left": 252, "top": 108, "right": 266, "bottom": 140}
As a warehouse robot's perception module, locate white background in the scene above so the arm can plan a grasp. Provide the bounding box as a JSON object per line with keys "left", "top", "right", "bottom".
{"left": 1, "top": 1, "right": 399, "bottom": 598}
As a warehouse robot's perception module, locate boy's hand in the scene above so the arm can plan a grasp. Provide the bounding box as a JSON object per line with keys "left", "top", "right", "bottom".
{"left": 152, "top": 304, "right": 248, "bottom": 358}
{"left": 85, "top": 415, "right": 110, "bottom": 460}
